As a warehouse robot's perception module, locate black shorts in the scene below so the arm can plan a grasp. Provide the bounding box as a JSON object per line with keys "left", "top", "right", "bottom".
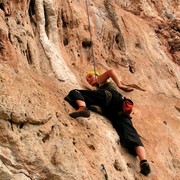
{"left": 109, "top": 113, "right": 144, "bottom": 156}
{"left": 65, "top": 89, "right": 109, "bottom": 109}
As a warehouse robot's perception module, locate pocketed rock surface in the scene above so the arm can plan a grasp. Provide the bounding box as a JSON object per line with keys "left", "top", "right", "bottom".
{"left": 0, "top": 0, "right": 179, "bottom": 179}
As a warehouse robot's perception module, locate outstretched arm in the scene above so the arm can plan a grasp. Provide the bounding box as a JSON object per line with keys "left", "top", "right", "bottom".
{"left": 97, "top": 69, "right": 134, "bottom": 92}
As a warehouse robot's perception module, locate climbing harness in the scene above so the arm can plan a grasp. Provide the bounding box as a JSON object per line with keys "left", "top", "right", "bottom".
{"left": 100, "top": 164, "right": 109, "bottom": 180}
{"left": 85, "top": 0, "right": 98, "bottom": 83}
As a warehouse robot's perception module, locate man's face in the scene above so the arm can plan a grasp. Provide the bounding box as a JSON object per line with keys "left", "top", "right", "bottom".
{"left": 86, "top": 74, "right": 96, "bottom": 86}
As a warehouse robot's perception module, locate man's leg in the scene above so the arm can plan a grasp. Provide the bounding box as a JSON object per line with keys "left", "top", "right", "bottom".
{"left": 110, "top": 114, "right": 151, "bottom": 176}
{"left": 69, "top": 100, "right": 90, "bottom": 118}
{"left": 135, "top": 146, "right": 146, "bottom": 161}
{"left": 66, "top": 89, "right": 107, "bottom": 118}
{"left": 135, "top": 146, "right": 151, "bottom": 176}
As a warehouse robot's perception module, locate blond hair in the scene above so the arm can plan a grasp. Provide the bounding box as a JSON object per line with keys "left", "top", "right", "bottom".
{"left": 87, "top": 71, "right": 100, "bottom": 76}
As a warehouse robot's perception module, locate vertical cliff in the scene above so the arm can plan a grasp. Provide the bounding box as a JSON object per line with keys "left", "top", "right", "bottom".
{"left": 0, "top": 0, "right": 179, "bottom": 179}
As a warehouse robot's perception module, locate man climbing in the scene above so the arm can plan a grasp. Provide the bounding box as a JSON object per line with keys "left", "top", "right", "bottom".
{"left": 65, "top": 68, "right": 151, "bottom": 176}
{"left": 0, "top": 0, "right": 12, "bottom": 16}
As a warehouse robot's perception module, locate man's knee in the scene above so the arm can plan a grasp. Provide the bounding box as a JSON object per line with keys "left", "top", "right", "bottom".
{"left": 69, "top": 89, "right": 84, "bottom": 100}
{"left": 69, "top": 89, "right": 79, "bottom": 96}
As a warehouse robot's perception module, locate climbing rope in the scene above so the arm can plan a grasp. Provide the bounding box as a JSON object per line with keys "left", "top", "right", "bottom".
{"left": 85, "top": 0, "right": 98, "bottom": 82}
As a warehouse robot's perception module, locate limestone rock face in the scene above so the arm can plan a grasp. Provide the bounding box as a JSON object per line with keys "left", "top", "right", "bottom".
{"left": 0, "top": 0, "right": 179, "bottom": 179}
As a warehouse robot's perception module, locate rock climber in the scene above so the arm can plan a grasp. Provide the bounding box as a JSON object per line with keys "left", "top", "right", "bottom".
{"left": 64, "top": 68, "right": 151, "bottom": 176}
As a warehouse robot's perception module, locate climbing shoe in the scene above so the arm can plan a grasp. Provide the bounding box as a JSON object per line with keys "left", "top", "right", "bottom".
{"left": 69, "top": 107, "right": 90, "bottom": 118}
{"left": 140, "top": 160, "right": 151, "bottom": 176}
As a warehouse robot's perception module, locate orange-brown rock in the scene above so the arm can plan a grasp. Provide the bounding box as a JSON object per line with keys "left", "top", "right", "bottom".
{"left": 0, "top": 0, "right": 179, "bottom": 179}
